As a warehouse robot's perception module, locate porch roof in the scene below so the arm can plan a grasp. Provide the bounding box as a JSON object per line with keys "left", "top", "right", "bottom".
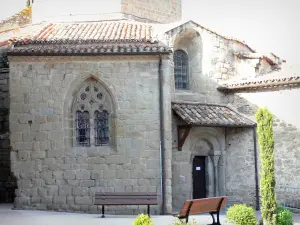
{"left": 172, "top": 102, "right": 256, "bottom": 128}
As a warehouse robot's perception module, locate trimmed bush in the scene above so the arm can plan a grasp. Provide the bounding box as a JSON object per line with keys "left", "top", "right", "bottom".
{"left": 276, "top": 205, "right": 293, "bottom": 225}
{"left": 133, "top": 214, "right": 154, "bottom": 225}
{"left": 256, "top": 108, "right": 277, "bottom": 225}
{"left": 226, "top": 204, "right": 257, "bottom": 225}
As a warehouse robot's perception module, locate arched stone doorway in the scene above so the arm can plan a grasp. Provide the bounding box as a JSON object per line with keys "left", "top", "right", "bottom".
{"left": 172, "top": 127, "right": 226, "bottom": 209}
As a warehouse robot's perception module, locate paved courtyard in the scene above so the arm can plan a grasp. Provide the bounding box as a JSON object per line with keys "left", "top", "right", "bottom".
{"left": 1, "top": 204, "right": 300, "bottom": 225}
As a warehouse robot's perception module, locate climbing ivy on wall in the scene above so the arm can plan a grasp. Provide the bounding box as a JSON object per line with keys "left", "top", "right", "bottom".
{"left": 256, "top": 108, "right": 277, "bottom": 225}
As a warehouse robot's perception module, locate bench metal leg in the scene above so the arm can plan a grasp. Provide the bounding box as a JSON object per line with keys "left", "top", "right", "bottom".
{"left": 101, "top": 205, "right": 105, "bottom": 218}
{"left": 208, "top": 212, "right": 221, "bottom": 225}
{"left": 147, "top": 205, "right": 150, "bottom": 217}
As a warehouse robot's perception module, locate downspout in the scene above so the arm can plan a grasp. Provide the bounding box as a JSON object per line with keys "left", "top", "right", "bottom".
{"left": 253, "top": 125, "right": 260, "bottom": 210}
{"left": 158, "top": 55, "right": 166, "bottom": 215}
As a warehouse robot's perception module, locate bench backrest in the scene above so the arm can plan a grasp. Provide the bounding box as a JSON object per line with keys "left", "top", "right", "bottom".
{"left": 95, "top": 192, "right": 158, "bottom": 205}
{"left": 190, "top": 196, "right": 227, "bottom": 215}
{"left": 179, "top": 196, "right": 227, "bottom": 216}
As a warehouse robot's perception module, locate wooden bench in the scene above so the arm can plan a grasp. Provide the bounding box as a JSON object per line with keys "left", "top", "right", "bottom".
{"left": 94, "top": 192, "right": 158, "bottom": 218}
{"left": 172, "top": 196, "right": 228, "bottom": 225}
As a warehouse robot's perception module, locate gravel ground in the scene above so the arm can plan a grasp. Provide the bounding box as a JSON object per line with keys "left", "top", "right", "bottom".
{"left": 1, "top": 204, "right": 300, "bottom": 225}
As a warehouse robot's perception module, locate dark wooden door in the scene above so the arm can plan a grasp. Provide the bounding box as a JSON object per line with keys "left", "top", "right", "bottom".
{"left": 193, "top": 156, "right": 206, "bottom": 199}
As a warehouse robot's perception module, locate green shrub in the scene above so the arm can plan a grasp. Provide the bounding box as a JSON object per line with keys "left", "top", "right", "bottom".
{"left": 133, "top": 214, "right": 154, "bottom": 225}
{"left": 256, "top": 108, "right": 277, "bottom": 225}
{"left": 169, "top": 218, "right": 199, "bottom": 225}
{"left": 276, "top": 205, "right": 293, "bottom": 225}
{"left": 226, "top": 204, "right": 257, "bottom": 225}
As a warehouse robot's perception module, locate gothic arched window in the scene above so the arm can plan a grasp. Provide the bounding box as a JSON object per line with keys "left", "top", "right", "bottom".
{"left": 72, "top": 81, "right": 112, "bottom": 147}
{"left": 174, "top": 50, "right": 189, "bottom": 89}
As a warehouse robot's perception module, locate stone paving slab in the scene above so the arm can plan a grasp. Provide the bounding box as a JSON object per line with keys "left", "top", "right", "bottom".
{"left": 1, "top": 204, "right": 300, "bottom": 225}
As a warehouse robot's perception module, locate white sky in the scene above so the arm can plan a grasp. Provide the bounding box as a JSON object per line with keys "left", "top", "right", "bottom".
{"left": 1, "top": 0, "right": 299, "bottom": 64}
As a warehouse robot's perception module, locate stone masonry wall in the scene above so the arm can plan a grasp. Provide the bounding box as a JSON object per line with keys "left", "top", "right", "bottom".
{"left": 0, "top": 69, "right": 15, "bottom": 203}
{"left": 225, "top": 127, "right": 256, "bottom": 206}
{"left": 121, "top": 0, "right": 182, "bottom": 23}
{"left": 229, "top": 91, "right": 300, "bottom": 206}
{"left": 169, "top": 22, "right": 253, "bottom": 104}
{"left": 9, "top": 55, "right": 172, "bottom": 213}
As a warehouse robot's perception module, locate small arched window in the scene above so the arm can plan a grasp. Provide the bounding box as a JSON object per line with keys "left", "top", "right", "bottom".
{"left": 72, "top": 81, "right": 112, "bottom": 147}
{"left": 174, "top": 50, "right": 189, "bottom": 89}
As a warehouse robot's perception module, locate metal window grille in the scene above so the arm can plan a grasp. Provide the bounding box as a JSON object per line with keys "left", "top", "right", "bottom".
{"left": 174, "top": 50, "right": 189, "bottom": 89}
{"left": 94, "top": 110, "right": 109, "bottom": 146}
{"left": 76, "top": 111, "right": 90, "bottom": 147}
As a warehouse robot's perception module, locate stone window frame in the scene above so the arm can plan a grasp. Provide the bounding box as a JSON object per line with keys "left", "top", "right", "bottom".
{"left": 70, "top": 79, "right": 115, "bottom": 148}
{"left": 174, "top": 49, "right": 189, "bottom": 90}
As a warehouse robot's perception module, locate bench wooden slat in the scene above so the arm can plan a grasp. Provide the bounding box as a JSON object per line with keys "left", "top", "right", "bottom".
{"left": 94, "top": 192, "right": 158, "bottom": 218}
{"left": 190, "top": 197, "right": 227, "bottom": 215}
{"left": 174, "top": 196, "right": 228, "bottom": 225}
{"left": 177, "top": 200, "right": 193, "bottom": 217}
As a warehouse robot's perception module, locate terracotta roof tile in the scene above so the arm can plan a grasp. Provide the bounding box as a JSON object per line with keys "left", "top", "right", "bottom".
{"left": 9, "top": 43, "right": 170, "bottom": 55}
{"left": 173, "top": 102, "right": 255, "bottom": 127}
{"left": 8, "top": 21, "right": 171, "bottom": 55}
{"left": 15, "top": 21, "right": 154, "bottom": 45}
{"left": 218, "top": 65, "right": 300, "bottom": 91}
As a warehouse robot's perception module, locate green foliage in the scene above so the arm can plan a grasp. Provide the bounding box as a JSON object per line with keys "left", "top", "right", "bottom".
{"left": 133, "top": 214, "right": 154, "bottom": 225}
{"left": 276, "top": 205, "right": 293, "bottom": 225}
{"left": 256, "top": 108, "right": 277, "bottom": 225}
{"left": 168, "top": 218, "right": 199, "bottom": 225}
{"left": 226, "top": 204, "right": 257, "bottom": 225}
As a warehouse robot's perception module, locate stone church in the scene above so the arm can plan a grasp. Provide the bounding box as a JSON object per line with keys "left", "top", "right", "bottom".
{"left": 0, "top": 0, "right": 300, "bottom": 214}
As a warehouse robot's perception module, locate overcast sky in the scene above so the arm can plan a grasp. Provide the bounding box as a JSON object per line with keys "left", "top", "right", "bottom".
{"left": 1, "top": 0, "right": 299, "bottom": 64}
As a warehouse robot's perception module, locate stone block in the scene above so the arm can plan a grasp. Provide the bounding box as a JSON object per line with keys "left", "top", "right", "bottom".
{"left": 18, "top": 114, "right": 33, "bottom": 124}
{"left": 146, "top": 159, "right": 159, "bottom": 169}
{"left": 64, "top": 171, "right": 75, "bottom": 180}
{"left": 59, "top": 186, "right": 72, "bottom": 195}
{"left": 18, "top": 151, "right": 31, "bottom": 160}
{"left": 143, "top": 170, "right": 157, "bottom": 179}
{"left": 73, "top": 187, "right": 89, "bottom": 196}
{"left": 41, "top": 196, "right": 53, "bottom": 205}
{"left": 31, "top": 196, "right": 41, "bottom": 204}
{"left": 48, "top": 130, "right": 63, "bottom": 140}
{"left": 91, "top": 171, "right": 103, "bottom": 180}
{"left": 103, "top": 170, "right": 116, "bottom": 179}
{"left": 36, "top": 132, "right": 48, "bottom": 141}
{"left": 137, "top": 179, "right": 150, "bottom": 186}
{"left": 30, "top": 123, "right": 40, "bottom": 132}
{"left": 22, "top": 132, "right": 36, "bottom": 141}
{"left": 31, "top": 151, "right": 46, "bottom": 159}
{"left": 53, "top": 171, "right": 63, "bottom": 179}
{"left": 75, "top": 196, "right": 93, "bottom": 206}
{"left": 34, "top": 115, "right": 47, "bottom": 123}
{"left": 47, "top": 115, "right": 59, "bottom": 122}
{"left": 53, "top": 196, "right": 66, "bottom": 205}
{"left": 39, "top": 141, "right": 51, "bottom": 151}
{"left": 11, "top": 132, "right": 22, "bottom": 142}
{"left": 75, "top": 170, "right": 91, "bottom": 180}
{"left": 46, "top": 150, "right": 63, "bottom": 158}
{"left": 116, "top": 170, "right": 130, "bottom": 179}
{"left": 79, "top": 180, "right": 95, "bottom": 187}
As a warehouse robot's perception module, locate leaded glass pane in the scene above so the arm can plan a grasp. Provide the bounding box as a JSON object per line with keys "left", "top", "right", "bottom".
{"left": 76, "top": 111, "right": 90, "bottom": 147}
{"left": 94, "top": 110, "right": 109, "bottom": 146}
{"left": 174, "top": 50, "right": 189, "bottom": 89}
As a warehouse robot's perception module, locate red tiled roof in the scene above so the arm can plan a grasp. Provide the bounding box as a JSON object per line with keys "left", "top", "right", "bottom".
{"left": 172, "top": 102, "right": 255, "bottom": 127}
{"left": 10, "top": 43, "right": 170, "bottom": 55}
{"left": 15, "top": 21, "right": 154, "bottom": 45}
{"left": 9, "top": 21, "right": 171, "bottom": 55}
{"left": 218, "top": 65, "right": 300, "bottom": 91}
